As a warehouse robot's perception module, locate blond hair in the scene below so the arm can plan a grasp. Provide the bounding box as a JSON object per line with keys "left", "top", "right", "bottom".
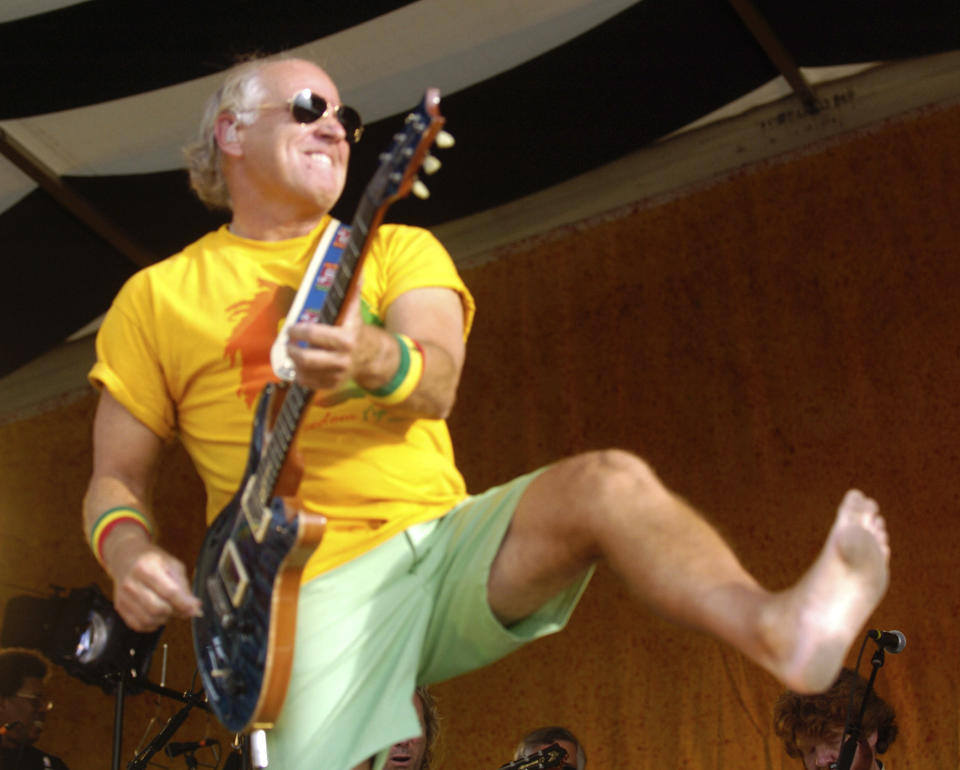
{"left": 182, "top": 56, "right": 278, "bottom": 210}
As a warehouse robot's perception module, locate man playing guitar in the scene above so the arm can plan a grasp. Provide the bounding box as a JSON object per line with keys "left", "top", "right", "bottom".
{"left": 83, "top": 55, "right": 892, "bottom": 770}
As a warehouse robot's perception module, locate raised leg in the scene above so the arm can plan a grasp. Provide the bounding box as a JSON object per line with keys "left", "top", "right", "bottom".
{"left": 488, "top": 450, "right": 889, "bottom": 692}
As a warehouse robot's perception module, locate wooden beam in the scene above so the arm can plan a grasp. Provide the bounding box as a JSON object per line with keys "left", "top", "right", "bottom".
{"left": 727, "top": 0, "right": 820, "bottom": 114}
{"left": 0, "top": 127, "right": 156, "bottom": 268}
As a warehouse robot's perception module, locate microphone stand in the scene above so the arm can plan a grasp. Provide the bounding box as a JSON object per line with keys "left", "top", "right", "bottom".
{"left": 222, "top": 735, "right": 247, "bottom": 770}
{"left": 122, "top": 679, "right": 210, "bottom": 770}
{"left": 835, "top": 646, "right": 885, "bottom": 770}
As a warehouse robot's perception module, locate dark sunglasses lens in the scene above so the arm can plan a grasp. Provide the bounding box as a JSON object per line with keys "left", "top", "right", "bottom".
{"left": 290, "top": 92, "right": 326, "bottom": 123}
{"left": 336, "top": 106, "right": 364, "bottom": 144}
{"left": 290, "top": 91, "right": 363, "bottom": 143}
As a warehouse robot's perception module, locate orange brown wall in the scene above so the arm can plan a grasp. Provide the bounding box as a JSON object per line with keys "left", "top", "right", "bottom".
{"left": 2, "top": 102, "right": 958, "bottom": 769}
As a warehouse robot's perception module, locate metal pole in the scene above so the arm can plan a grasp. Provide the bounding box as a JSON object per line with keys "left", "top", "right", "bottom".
{"left": 112, "top": 674, "right": 125, "bottom": 770}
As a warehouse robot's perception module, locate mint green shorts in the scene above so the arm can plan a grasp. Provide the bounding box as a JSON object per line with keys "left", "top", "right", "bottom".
{"left": 265, "top": 469, "right": 593, "bottom": 770}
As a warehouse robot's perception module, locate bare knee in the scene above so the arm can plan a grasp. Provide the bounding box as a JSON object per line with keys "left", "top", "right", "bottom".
{"left": 507, "top": 449, "right": 671, "bottom": 563}
{"left": 489, "top": 450, "right": 670, "bottom": 623}
{"left": 559, "top": 449, "right": 668, "bottom": 522}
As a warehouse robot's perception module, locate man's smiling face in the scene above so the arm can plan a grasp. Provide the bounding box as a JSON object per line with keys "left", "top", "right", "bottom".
{"left": 234, "top": 59, "right": 351, "bottom": 219}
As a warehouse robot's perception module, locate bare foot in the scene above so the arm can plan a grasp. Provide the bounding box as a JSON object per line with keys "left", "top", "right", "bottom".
{"left": 760, "top": 489, "right": 890, "bottom": 693}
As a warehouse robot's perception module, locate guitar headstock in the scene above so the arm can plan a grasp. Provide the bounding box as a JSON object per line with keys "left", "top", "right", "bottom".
{"left": 370, "top": 88, "right": 453, "bottom": 209}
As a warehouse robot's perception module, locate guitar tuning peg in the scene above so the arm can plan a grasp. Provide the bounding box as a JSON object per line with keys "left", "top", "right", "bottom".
{"left": 412, "top": 179, "right": 430, "bottom": 199}
{"left": 435, "top": 130, "right": 455, "bottom": 149}
{"left": 422, "top": 155, "right": 442, "bottom": 175}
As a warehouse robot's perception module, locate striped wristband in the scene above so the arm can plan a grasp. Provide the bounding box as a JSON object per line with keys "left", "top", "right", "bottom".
{"left": 367, "top": 333, "right": 425, "bottom": 405}
{"left": 90, "top": 506, "right": 154, "bottom": 568}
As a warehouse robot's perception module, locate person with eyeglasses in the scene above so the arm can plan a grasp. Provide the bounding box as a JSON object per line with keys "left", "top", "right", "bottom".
{"left": 0, "top": 648, "right": 70, "bottom": 770}
{"left": 82, "top": 54, "right": 891, "bottom": 770}
{"left": 513, "top": 726, "right": 585, "bottom": 770}
{"left": 773, "top": 668, "right": 898, "bottom": 770}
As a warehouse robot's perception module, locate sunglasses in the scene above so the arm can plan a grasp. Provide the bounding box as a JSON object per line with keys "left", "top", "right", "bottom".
{"left": 14, "top": 692, "right": 53, "bottom": 711}
{"left": 267, "top": 88, "right": 364, "bottom": 144}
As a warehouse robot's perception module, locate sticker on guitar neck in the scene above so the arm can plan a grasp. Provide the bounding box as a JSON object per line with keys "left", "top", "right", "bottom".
{"left": 270, "top": 218, "right": 348, "bottom": 381}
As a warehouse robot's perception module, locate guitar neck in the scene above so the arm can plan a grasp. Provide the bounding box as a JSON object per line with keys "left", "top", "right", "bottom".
{"left": 251, "top": 212, "right": 370, "bottom": 506}
{"left": 249, "top": 89, "right": 445, "bottom": 507}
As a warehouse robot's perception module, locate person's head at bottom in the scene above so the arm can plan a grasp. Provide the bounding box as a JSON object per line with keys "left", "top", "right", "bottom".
{"left": 0, "top": 648, "right": 55, "bottom": 751}
{"left": 352, "top": 686, "right": 439, "bottom": 770}
{"left": 514, "top": 726, "right": 586, "bottom": 770}
{"left": 773, "top": 667, "right": 898, "bottom": 770}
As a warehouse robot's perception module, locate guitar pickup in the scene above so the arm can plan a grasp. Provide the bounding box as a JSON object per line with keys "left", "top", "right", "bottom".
{"left": 240, "top": 475, "right": 272, "bottom": 543}
{"left": 205, "top": 572, "right": 234, "bottom": 630}
{"left": 218, "top": 539, "right": 250, "bottom": 609}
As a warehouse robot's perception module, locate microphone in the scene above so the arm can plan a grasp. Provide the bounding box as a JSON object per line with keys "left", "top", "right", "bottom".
{"left": 867, "top": 629, "right": 906, "bottom": 653}
{"left": 165, "top": 739, "right": 218, "bottom": 757}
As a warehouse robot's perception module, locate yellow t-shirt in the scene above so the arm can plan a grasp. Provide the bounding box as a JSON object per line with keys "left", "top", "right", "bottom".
{"left": 90, "top": 218, "right": 475, "bottom": 581}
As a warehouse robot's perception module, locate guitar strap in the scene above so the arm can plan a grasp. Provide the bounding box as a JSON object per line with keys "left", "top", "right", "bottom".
{"left": 270, "top": 218, "right": 352, "bottom": 381}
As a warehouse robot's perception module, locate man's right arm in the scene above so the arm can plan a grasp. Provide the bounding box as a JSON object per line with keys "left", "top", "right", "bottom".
{"left": 82, "top": 390, "right": 201, "bottom": 631}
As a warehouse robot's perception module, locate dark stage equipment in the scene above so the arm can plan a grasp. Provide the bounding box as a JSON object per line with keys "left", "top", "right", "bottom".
{"left": 2, "top": 584, "right": 215, "bottom": 769}
{"left": 1, "top": 584, "right": 161, "bottom": 694}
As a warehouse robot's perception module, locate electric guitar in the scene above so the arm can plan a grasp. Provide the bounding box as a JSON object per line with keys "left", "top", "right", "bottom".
{"left": 191, "top": 90, "right": 451, "bottom": 734}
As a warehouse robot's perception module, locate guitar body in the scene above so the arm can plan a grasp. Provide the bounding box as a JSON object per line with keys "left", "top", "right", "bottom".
{"left": 192, "top": 383, "right": 326, "bottom": 732}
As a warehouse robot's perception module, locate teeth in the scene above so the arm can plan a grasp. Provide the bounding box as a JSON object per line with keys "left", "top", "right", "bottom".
{"left": 307, "top": 152, "right": 332, "bottom": 167}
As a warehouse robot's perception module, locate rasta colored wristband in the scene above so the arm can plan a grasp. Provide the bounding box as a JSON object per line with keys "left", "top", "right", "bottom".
{"left": 90, "top": 506, "right": 154, "bottom": 568}
{"left": 367, "top": 333, "right": 425, "bottom": 405}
